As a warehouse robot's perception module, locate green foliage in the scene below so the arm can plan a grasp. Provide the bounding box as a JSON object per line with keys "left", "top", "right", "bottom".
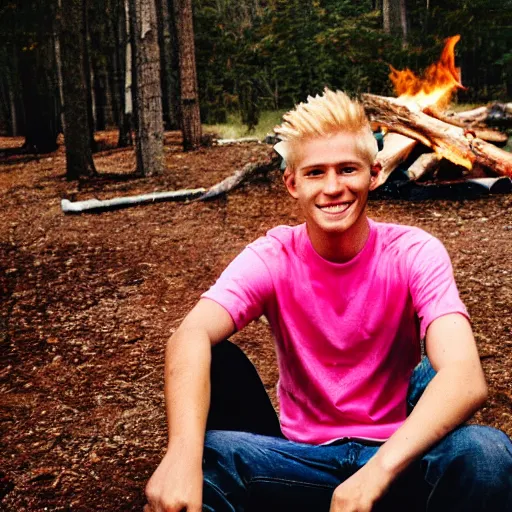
{"left": 204, "top": 109, "right": 286, "bottom": 139}
{"left": 194, "top": 0, "right": 512, "bottom": 128}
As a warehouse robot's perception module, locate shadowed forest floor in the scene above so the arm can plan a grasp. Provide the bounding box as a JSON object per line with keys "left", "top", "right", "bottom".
{"left": 1, "top": 132, "right": 511, "bottom": 511}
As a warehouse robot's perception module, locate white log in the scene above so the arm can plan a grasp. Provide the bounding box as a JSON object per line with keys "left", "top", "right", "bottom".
{"left": 406, "top": 153, "right": 442, "bottom": 181}
{"left": 455, "top": 106, "right": 488, "bottom": 120}
{"left": 374, "top": 133, "right": 417, "bottom": 187}
{"left": 61, "top": 188, "right": 205, "bottom": 213}
{"left": 467, "top": 177, "right": 512, "bottom": 194}
{"left": 215, "top": 137, "right": 261, "bottom": 145}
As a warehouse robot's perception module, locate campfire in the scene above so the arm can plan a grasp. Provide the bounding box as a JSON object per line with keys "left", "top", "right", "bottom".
{"left": 363, "top": 35, "right": 512, "bottom": 198}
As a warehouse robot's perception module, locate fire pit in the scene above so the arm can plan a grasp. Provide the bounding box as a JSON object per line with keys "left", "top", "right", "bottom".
{"left": 365, "top": 36, "right": 512, "bottom": 200}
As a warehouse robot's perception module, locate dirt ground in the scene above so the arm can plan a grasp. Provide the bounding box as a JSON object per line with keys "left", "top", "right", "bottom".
{"left": 1, "top": 132, "right": 511, "bottom": 511}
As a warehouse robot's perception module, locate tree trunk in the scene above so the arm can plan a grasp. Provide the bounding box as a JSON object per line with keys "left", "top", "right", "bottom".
{"left": 92, "top": 60, "right": 107, "bottom": 130}
{"left": 54, "top": 37, "right": 65, "bottom": 133}
{"left": 54, "top": 0, "right": 66, "bottom": 133}
{"left": 173, "top": 0, "right": 202, "bottom": 150}
{"left": 107, "top": 41, "right": 120, "bottom": 127}
{"left": 102, "top": 66, "right": 115, "bottom": 129}
{"left": 89, "top": 41, "right": 97, "bottom": 128}
{"left": 0, "top": 77, "right": 10, "bottom": 135}
{"left": 60, "top": 0, "right": 97, "bottom": 179}
{"left": 18, "top": 42, "right": 59, "bottom": 153}
{"left": 105, "top": 0, "right": 120, "bottom": 128}
{"left": 5, "top": 73, "right": 18, "bottom": 137}
{"left": 131, "top": 0, "right": 164, "bottom": 175}
{"left": 383, "top": 0, "right": 407, "bottom": 44}
{"left": 83, "top": 0, "right": 97, "bottom": 151}
{"left": 128, "top": 0, "right": 139, "bottom": 134}
{"left": 8, "top": 46, "right": 24, "bottom": 137}
{"left": 168, "top": 1, "right": 182, "bottom": 129}
{"left": 399, "top": 0, "right": 407, "bottom": 43}
{"left": 114, "top": 0, "right": 133, "bottom": 147}
{"left": 155, "top": 0, "right": 176, "bottom": 129}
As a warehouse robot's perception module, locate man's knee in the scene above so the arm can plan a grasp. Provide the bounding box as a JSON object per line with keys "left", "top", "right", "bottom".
{"left": 425, "top": 425, "right": 512, "bottom": 496}
{"left": 443, "top": 425, "right": 511, "bottom": 470}
{"left": 457, "top": 426, "right": 512, "bottom": 489}
{"left": 203, "top": 430, "right": 261, "bottom": 483}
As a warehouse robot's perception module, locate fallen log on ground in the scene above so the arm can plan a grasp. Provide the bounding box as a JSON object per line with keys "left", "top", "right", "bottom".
{"left": 61, "top": 155, "right": 280, "bottom": 213}
{"left": 61, "top": 188, "right": 206, "bottom": 214}
{"left": 215, "top": 137, "right": 261, "bottom": 145}
{"left": 363, "top": 94, "right": 512, "bottom": 178}
{"left": 197, "top": 155, "right": 280, "bottom": 201}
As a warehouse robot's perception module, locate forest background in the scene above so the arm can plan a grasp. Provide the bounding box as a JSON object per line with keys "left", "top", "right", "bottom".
{"left": 1, "top": 0, "right": 511, "bottom": 159}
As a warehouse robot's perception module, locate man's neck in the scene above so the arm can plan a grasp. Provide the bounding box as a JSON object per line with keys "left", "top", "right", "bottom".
{"left": 307, "top": 216, "right": 370, "bottom": 263}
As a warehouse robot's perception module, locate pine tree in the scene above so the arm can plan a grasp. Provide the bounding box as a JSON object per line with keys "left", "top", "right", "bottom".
{"left": 60, "top": 0, "right": 97, "bottom": 179}
{"left": 173, "top": 0, "right": 202, "bottom": 150}
{"left": 131, "top": 0, "right": 164, "bottom": 175}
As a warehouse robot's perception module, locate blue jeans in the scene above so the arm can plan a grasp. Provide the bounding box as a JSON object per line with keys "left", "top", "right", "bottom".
{"left": 202, "top": 355, "right": 512, "bottom": 511}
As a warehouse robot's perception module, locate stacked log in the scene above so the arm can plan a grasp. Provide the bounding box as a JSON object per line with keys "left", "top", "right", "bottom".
{"left": 362, "top": 95, "right": 512, "bottom": 192}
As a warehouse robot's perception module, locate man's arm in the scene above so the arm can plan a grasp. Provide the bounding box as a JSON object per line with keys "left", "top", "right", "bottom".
{"left": 330, "top": 313, "right": 488, "bottom": 512}
{"left": 145, "top": 298, "right": 235, "bottom": 512}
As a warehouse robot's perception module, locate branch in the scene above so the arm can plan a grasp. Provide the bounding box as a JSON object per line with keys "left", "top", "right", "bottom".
{"left": 197, "top": 155, "right": 280, "bottom": 201}
{"left": 61, "top": 188, "right": 206, "bottom": 214}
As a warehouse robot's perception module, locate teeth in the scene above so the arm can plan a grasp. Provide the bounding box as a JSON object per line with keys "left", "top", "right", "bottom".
{"left": 320, "top": 203, "right": 351, "bottom": 213}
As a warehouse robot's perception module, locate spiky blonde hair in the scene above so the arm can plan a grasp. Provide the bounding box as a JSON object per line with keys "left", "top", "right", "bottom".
{"left": 274, "top": 88, "right": 378, "bottom": 171}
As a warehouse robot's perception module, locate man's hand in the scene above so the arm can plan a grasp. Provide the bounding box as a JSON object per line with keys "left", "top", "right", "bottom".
{"left": 329, "top": 458, "right": 392, "bottom": 512}
{"left": 145, "top": 449, "right": 203, "bottom": 512}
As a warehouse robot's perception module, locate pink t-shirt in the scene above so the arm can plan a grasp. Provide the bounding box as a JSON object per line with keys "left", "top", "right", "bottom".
{"left": 202, "top": 220, "right": 468, "bottom": 444}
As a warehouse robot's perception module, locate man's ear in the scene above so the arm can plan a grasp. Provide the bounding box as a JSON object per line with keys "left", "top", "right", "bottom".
{"left": 369, "top": 161, "right": 382, "bottom": 191}
{"left": 283, "top": 168, "right": 299, "bottom": 199}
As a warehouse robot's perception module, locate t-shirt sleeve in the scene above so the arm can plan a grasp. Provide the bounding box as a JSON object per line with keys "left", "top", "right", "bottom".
{"left": 407, "top": 235, "right": 469, "bottom": 339}
{"left": 201, "top": 245, "right": 274, "bottom": 331}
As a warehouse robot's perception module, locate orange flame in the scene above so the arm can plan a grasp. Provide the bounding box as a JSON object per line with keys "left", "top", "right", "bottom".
{"left": 390, "top": 35, "right": 464, "bottom": 109}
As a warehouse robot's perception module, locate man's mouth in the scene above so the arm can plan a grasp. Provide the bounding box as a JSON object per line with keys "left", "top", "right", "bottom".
{"left": 316, "top": 201, "right": 354, "bottom": 214}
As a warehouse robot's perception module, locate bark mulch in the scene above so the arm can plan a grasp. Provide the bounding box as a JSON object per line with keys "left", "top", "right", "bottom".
{"left": 1, "top": 132, "right": 511, "bottom": 511}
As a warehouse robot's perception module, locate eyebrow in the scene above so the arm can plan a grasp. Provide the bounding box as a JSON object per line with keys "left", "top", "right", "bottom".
{"left": 300, "top": 161, "right": 364, "bottom": 171}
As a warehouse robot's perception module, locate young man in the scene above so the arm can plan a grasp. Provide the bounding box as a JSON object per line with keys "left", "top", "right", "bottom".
{"left": 145, "top": 89, "right": 512, "bottom": 512}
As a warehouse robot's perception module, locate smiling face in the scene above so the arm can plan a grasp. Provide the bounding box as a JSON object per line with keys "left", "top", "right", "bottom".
{"left": 284, "top": 130, "right": 379, "bottom": 261}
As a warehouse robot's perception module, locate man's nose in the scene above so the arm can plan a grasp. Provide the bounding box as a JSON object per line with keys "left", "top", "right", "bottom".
{"left": 323, "top": 170, "right": 343, "bottom": 195}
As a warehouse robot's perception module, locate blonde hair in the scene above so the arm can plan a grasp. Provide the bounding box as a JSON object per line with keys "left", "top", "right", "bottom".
{"left": 274, "top": 88, "right": 378, "bottom": 170}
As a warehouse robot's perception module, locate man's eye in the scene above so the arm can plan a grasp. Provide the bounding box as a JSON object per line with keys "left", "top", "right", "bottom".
{"left": 341, "top": 167, "right": 357, "bottom": 174}
{"left": 306, "top": 169, "right": 323, "bottom": 176}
